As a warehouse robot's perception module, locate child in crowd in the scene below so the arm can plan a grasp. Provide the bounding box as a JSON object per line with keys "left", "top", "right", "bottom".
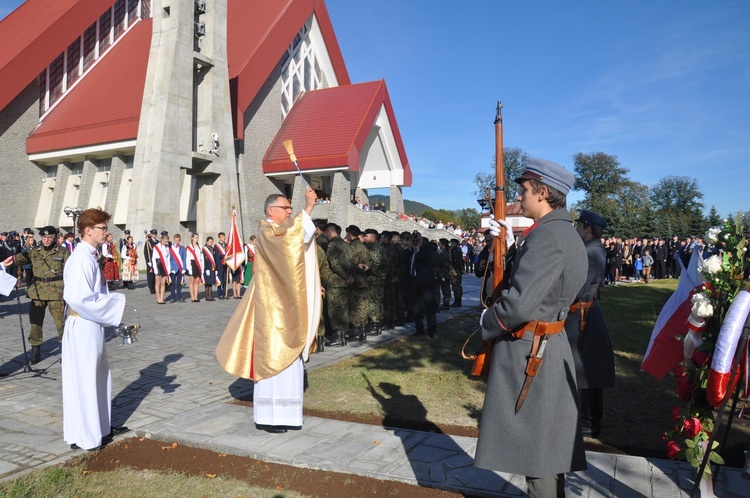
{"left": 634, "top": 253, "right": 643, "bottom": 282}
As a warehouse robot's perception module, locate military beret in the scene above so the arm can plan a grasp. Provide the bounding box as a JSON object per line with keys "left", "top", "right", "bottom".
{"left": 65, "top": 232, "right": 75, "bottom": 238}
{"left": 149, "top": 229, "right": 157, "bottom": 234}
{"left": 346, "top": 225, "right": 361, "bottom": 237}
{"left": 124, "top": 229, "right": 131, "bottom": 235}
{"left": 364, "top": 228, "right": 379, "bottom": 237}
{"left": 439, "top": 238, "right": 449, "bottom": 245}
{"left": 0, "top": 232, "right": 7, "bottom": 236}
{"left": 37, "top": 226, "right": 56, "bottom": 236}
{"left": 161, "top": 230, "right": 169, "bottom": 237}
{"left": 514, "top": 158, "right": 575, "bottom": 195}
{"left": 576, "top": 210, "right": 607, "bottom": 231}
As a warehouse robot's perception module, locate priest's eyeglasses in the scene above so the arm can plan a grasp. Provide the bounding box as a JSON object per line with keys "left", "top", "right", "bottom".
{"left": 269, "top": 205, "right": 293, "bottom": 211}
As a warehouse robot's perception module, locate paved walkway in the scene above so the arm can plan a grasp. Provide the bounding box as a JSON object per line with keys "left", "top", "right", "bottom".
{"left": 0, "top": 274, "right": 746, "bottom": 497}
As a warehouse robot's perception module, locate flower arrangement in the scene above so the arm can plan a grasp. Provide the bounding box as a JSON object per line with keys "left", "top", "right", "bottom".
{"left": 663, "top": 216, "right": 748, "bottom": 473}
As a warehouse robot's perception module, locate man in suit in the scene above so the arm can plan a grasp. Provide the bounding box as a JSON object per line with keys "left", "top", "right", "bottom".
{"left": 214, "top": 232, "right": 227, "bottom": 299}
{"left": 565, "top": 210, "right": 615, "bottom": 438}
{"left": 475, "top": 158, "right": 587, "bottom": 497}
{"left": 406, "top": 231, "right": 438, "bottom": 338}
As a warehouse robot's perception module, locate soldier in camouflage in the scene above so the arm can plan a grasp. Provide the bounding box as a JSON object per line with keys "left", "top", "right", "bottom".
{"left": 363, "top": 229, "right": 386, "bottom": 336}
{"left": 380, "top": 232, "right": 398, "bottom": 331}
{"left": 323, "top": 223, "right": 352, "bottom": 347}
{"left": 436, "top": 238, "right": 453, "bottom": 310}
{"left": 315, "top": 241, "right": 332, "bottom": 352}
{"left": 345, "top": 225, "right": 370, "bottom": 342}
{"left": 13, "top": 226, "right": 69, "bottom": 364}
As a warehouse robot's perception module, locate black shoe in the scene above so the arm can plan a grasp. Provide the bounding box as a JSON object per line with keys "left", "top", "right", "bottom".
{"left": 30, "top": 346, "right": 41, "bottom": 365}
{"left": 325, "top": 332, "right": 347, "bottom": 347}
{"left": 317, "top": 338, "right": 325, "bottom": 353}
{"left": 366, "top": 322, "right": 382, "bottom": 336}
{"left": 428, "top": 332, "right": 437, "bottom": 339}
{"left": 256, "top": 424, "right": 287, "bottom": 433}
{"left": 439, "top": 304, "right": 450, "bottom": 310}
{"left": 450, "top": 302, "right": 462, "bottom": 307}
{"left": 358, "top": 326, "right": 367, "bottom": 342}
{"left": 110, "top": 425, "right": 130, "bottom": 436}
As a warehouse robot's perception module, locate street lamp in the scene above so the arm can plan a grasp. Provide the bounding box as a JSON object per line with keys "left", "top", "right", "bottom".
{"left": 63, "top": 206, "right": 83, "bottom": 231}
{"left": 476, "top": 188, "right": 494, "bottom": 213}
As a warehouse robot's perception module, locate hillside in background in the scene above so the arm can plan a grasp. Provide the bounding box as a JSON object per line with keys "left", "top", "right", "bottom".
{"left": 368, "top": 194, "right": 433, "bottom": 216}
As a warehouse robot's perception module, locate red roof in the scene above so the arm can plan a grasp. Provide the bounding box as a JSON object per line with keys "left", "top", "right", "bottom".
{"left": 263, "top": 80, "right": 412, "bottom": 186}
{"left": 26, "top": 19, "right": 151, "bottom": 154}
{"left": 227, "top": 0, "right": 349, "bottom": 139}
{"left": 0, "top": 0, "right": 114, "bottom": 114}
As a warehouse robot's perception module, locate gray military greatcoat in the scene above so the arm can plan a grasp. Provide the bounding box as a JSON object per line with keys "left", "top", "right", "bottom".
{"left": 564, "top": 238, "right": 615, "bottom": 390}
{"left": 475, "top": 208, "right": 588, "bottom": 477}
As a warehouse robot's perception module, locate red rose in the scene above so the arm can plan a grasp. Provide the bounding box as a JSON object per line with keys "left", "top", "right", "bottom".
{"left": 666, "top": 440, "right": 681, "bottom": 460}
{"left": 676, "top": 375, "right": 693, "bottom": 401}
{"left": 671, "top": 406, "right": 682, "bottom": 421}
{"left": 691, "top": 349, "right": 710, "bottom": 367}
{"left": 683, "top": 417, "right": 702, "bottom": 437}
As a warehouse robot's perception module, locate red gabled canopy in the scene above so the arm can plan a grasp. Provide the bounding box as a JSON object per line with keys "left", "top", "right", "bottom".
{"left": 0, "top": 0, "right": 114, "bottom": 114}
{"left": 227, "top": 0, "right": 349, "bottom": 139}
{"left": 26, "top": 19, "right": 151, "bottom": 154}
{"left": 263, "top": 80, "right": 412, "bottom": 186}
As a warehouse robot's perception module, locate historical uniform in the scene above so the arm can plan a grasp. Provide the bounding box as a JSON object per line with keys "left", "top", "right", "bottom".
{"left": 476, "top": 159, "right": 587, "bottom": 496}
{"left": 14, "top": 226, "right": 69, "bottom": 364}
{"left": 324, "top": 226, "right": 352, "bottom": 347}
{"left": 565, "top": 210, "right": 615, "bottom": 438}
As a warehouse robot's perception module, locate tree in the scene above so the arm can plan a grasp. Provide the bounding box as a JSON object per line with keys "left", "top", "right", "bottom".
{"left": 473, "top": 147, "right": 530, "bottom": 207}
{"left": 572, "top": 152, "right": 631, "bottom": 215}
{"left": 649, "top": 176, "right": 705, "bottom": 237}
{"left": 706, "top": 205, "right": 722, "bottom": 228}
{"left": 454, "top": 208, "right": 481, "bottom": 230}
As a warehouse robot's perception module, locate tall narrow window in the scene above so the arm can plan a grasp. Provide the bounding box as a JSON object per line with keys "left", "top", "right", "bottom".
{"left": 113, "top": 0, "right": 126, "bottom": 39}
{"left": 127, "top": 0, "right": 139, "bottom": 26}
{"left": 66, "top": 38, "right": 81, "bottom": 87}
{"left": 38, "top": 69, "right": 47, "bottom": 113}
{"left": 82, "top": 22, "right": 97, "bottom": 70}
{"left": 48, "top": 53, "right": 65, "bottom": 105}
{"left": 99, "top": 9, "right": 112, "bottom": 53}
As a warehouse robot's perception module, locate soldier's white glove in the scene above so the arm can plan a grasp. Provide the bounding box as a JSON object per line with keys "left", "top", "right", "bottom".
{"left": 488, "top": 219, "right": 515, "bottom": 249}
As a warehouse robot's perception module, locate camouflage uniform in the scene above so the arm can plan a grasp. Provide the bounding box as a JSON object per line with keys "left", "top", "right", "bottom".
{"left": 347, "top": 239, "right": 370, "bottom": 330}
{"left": 364, "top": 240, "right": 386, "bottom": 334}
{"left": 316, "top": 244, "right": 332, "bottom": 350}
{"left": 14, "top": 243, "right": 69, "bottom": 349}
{"left": 324, "top": 236, "right": 352, "bottom": 346}
{"left": 381, "top": 242, "right": 400, "bottom": 329}
{"left": 436, "top": 244, "right": 452, "bottom": 309}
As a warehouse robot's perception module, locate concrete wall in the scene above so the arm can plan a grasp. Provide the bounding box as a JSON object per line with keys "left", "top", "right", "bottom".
{"left": 0, "top": 83, "right": 45, "bottom": 231}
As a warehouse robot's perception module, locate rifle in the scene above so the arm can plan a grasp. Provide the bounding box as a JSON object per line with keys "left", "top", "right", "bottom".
{"left": 463, "top": 101, "right": 508, "bottom": 377}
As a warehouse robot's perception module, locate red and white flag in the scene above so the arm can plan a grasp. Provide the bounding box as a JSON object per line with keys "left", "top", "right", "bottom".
{"left": 641, "top": 250, "right": 703, "bottom": 380}
{"left": 224, "top": 210, "right": 245, "bottom": 271}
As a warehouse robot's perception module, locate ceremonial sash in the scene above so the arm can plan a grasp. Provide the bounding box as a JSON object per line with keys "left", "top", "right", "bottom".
{"left": 169, "top": 245, "right": 184, "bottom": 272}
{"left": 154, "top": 244, "right": 170, "bottom": 277}
{"left": 215, "top": 242, "right": 226, "bottom": 257}
{"left": 187, "top": 245, "right": 204, "bottom": 283}
{"left": 245, "top": 244, "right": 254, "bottom": 262}
{"left": 203, "top": 246, "right": 217, "bottom": 270}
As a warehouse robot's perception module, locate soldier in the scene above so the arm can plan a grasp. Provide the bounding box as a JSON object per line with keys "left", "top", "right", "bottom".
{"left": 380, "top": 232, "right": 399, "bottom": 331}
{"left": 316, "top": 238, "right": 332, "bottom": 352}
{"left": 323, "top": 223, "right": 352, "bottom": 347}
{"left": 391, "top": 232, "right": 407, "bottom": 326}
{"left": 436, "top": 238, "right": 453, "bottom": 310}
{"left": 345, "top": 225, "right": 369, "bottom": 342}
{"left": 363, "top": 229, "right": 386, "bottom": 336}
{"left": 449, "top": 239, "right": 463, "bottom": 307}
{"left": 566, "top": 210, "right": 615, "bottom": 438}
{"left": 144, "top": 229, "right": 158, "bottom": 294}
{"left": 13, "top": 226, "right": 69, "bottom": 364}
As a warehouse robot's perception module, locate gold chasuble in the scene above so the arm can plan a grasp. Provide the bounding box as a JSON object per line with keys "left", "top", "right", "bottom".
{"left": 215, "top": 212, "right": 321, "bottom": 381}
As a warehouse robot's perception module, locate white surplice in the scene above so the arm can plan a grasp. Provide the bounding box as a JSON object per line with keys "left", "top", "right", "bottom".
{"left": 0, "top": 262, "right": 17, "bottom": 296}
{"left": 62, "top": 240, "right": 126, "bottom": 450}
{"left": 253, "top": 211, "right": 316, "bottom": 427}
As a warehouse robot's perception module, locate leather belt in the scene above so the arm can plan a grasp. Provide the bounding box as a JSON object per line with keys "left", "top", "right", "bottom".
{"left": 570, "top": 301, "right": 595, "bottom": 331}
{"left": 34, "top": 275, "right": 63, "bottom": 283}
{"left": 513, "top": 318, "right": 566, "bottom": 414}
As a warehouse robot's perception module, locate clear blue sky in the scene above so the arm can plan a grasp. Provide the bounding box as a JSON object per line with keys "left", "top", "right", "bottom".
{"left": 3, "top": 0, "right": 748, "bottom": 216}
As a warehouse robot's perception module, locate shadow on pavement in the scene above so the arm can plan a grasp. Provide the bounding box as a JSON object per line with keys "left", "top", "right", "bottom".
{"left": 112, "top": 353, "right": 183, "bottom": 426}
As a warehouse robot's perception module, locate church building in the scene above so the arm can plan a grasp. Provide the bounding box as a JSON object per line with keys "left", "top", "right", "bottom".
{"left": 0, "top": 0, "right": 411, "bottom": 241}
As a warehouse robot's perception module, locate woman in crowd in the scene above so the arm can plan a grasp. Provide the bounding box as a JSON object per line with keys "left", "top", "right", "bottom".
{"left": 151, "top": 233, "right": 171, "bottom": 304}
{"left": 185, "top": 232, "right": 204, "bottom": 302}
{"left": 202, "top": 236, "right": 218, "bottom": 301}
{"left": 120, "top": 235, "right": 138, "bottom": 289}
{"left": 101, "top": 233, "right": 120, "bottom": 291}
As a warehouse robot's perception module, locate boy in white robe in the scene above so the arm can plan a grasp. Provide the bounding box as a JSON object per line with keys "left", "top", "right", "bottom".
{"left": 62, "top": 208, "right": 126, "bottom": 450}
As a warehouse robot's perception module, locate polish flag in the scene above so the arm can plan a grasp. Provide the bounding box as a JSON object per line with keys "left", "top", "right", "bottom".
{"left": 641, "top": 250, "right": 703, "bottom": 380}
{"left": 224, "top": 210, "right": 246, "bottom": 272}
